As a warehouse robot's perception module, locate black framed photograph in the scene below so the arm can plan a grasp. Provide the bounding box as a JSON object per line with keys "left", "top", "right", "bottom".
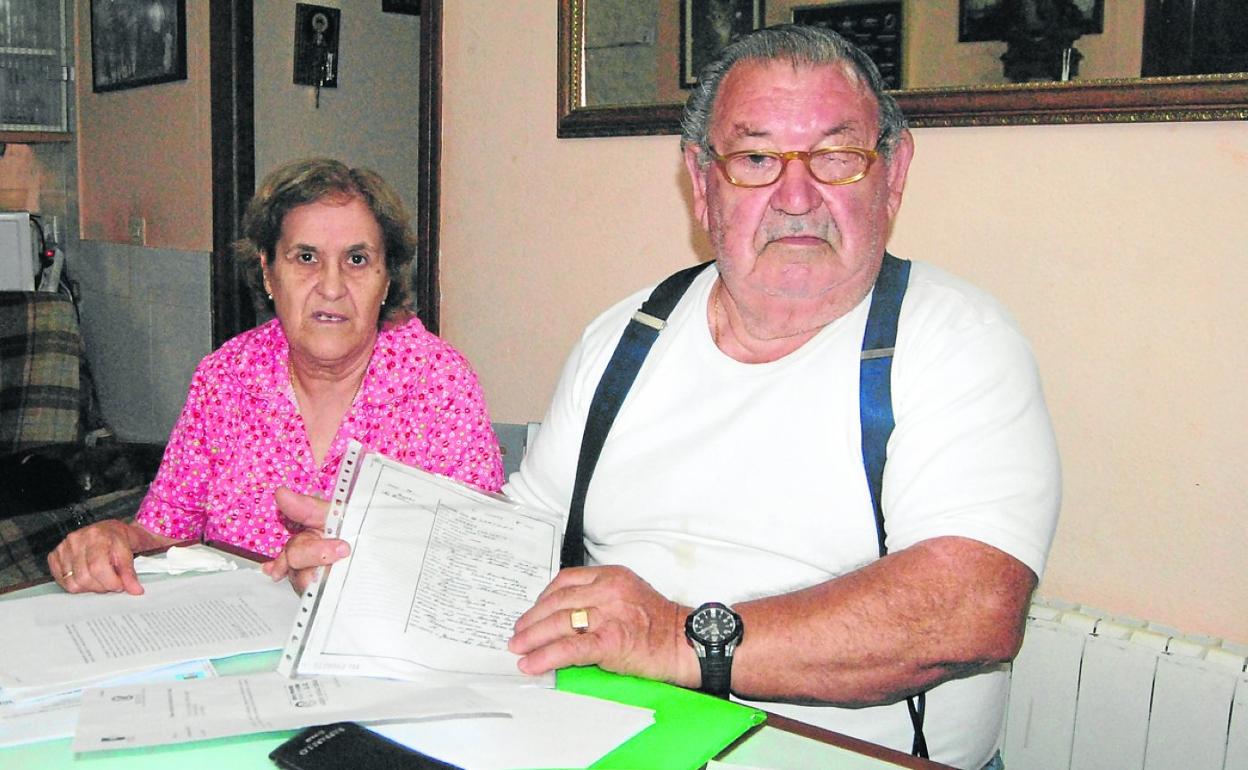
{"left": 793, "top": 2, "right": 903, "bottom": 89}
{"left": 681, "top": 0, "right": 766, "bottom": 89}
{"left": 91, "top": 0, "right": 187, "bottom": 93}
{"left": 959, "top": 0, "right": 1104, "bottom": 43}
{"left": 382, "top": 0, "right": 420, "bottom": 15}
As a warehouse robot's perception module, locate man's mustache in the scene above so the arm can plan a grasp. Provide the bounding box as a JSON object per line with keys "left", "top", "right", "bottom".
{"left": 761, "top": 215, "right": 836, "bottom": 245}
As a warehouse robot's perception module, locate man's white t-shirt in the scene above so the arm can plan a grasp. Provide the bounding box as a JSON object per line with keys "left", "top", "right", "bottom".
{"left": 507, "top": 260, "right": 1061, "bottom": 769}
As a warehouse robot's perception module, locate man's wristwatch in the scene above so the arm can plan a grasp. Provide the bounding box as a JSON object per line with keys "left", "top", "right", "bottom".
{"left": 685, "top": 602, "right": 743, "bottom": 698}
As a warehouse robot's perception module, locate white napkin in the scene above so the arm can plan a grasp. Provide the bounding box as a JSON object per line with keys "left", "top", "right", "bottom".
{"left": 132, "top": 545, "right": 239, "bottom": 575}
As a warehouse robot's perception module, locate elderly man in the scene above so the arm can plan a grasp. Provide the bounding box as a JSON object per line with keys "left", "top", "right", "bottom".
{"left": 275, "top": 24, "right": 1058, "bottom": 770}
{"left": 504, "top": 25, "right": 1059, "bottom": 770}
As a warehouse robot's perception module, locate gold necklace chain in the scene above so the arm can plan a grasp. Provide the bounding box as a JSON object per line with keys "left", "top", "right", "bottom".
{"left": 712, "top": 281, "right": 833, "bottom": 353}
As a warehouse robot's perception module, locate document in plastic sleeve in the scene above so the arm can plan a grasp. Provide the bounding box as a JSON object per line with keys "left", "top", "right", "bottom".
{"left": 278, "top": 442, "right": 561, "bottom": 687}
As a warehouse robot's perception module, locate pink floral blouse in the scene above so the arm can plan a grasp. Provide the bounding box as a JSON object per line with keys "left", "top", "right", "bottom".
{"left": 135, "top": 317, "right": 504, "bottom": 556}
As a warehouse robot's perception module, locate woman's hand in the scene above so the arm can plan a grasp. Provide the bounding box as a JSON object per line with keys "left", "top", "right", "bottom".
{"left": 262, "top": 487, "right": 350, "bottom": 594}
{"left": 47, "top": 520, "right": 173, "bottom": 595}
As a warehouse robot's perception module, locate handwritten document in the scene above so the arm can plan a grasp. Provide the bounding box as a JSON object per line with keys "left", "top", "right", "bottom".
{"left": 72, "top": 672, "right": 506, "bottom": 752}
{"left": 0, "top": 569, "right": 299, "bottom": 701}
{"left": 279, "top": 443, "right": 562, "bottom": 686}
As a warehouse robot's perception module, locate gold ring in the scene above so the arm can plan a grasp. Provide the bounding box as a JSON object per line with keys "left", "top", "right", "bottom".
{"left": 62, "top": 569, "right": 74, "bottom": 580}
{"left": 570, "top": 608, "right": 590, "bottom": 634}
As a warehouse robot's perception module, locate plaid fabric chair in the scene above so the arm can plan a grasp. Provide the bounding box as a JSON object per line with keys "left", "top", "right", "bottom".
{"left": 0, "top": 486, "right": 148, "bottom": 587}
{"left": 0, "top": 291, "right": 86, "bottom": 452}
{"left": 0, "top": 291, "right": 157, "bottom": 587}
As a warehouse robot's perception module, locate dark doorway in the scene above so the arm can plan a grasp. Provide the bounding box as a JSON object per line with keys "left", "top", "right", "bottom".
{"left": 208, "top": 0, "right": 444, "bottom": 347}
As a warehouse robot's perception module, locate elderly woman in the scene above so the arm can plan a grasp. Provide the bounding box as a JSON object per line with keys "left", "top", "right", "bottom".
{"left": 49, "top": 159, "right": 504, "bottom": 593}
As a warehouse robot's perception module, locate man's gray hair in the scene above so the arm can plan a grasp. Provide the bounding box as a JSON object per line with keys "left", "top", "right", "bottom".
{"left": 680, "top": 24, "right": 908, "bottom": 164}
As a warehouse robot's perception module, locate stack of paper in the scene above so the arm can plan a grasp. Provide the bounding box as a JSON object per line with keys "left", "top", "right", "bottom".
{"left": 0, "top": 659, "right": 215, "bottom": 749}
{"left": 0, "top": 568, "right": 300, "bottom": 700}
{"left": 0, "top": 564, "right": 301, "bottom": 753}
{"left": 71, "top": 673, "right": 508, "bottom": 752}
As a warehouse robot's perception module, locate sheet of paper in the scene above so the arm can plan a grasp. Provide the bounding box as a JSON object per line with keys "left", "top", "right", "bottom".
{"left": 0, "top": 568, "right": 300, "bottom": 699}
{"left": 373, "top": 685, "right": 654, "bottom": 770}
{"left": 282, "top": 443, "right": 560, "bottom": 687}
{"left": 72, "top": 672, "right": 507, "bottom": 752}
{"left": 0, "top": 659, "right": 215, "bottom": 749}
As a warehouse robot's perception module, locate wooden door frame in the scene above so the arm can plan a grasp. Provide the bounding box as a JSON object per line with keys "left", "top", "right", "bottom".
{"left": 209, "top": 0, "right": 444, "bottom": 346}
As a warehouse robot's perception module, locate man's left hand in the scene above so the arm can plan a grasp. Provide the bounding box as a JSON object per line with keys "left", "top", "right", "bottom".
{"left": 509, "top": 565, "right": 698, "bottom": 687}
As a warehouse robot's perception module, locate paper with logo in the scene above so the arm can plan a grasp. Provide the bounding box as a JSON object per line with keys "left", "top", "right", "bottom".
{"left": 278, "top": 441, "right": 561, "bottom": 687}
{"left": 72, "top": 672, "right": 506, "bottom": 752}
{"left": 0, "top": 659, "right": 215, "bottom": 749}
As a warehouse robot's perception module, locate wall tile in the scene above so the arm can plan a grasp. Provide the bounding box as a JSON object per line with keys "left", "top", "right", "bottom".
{"left": 67, "top": 240, "right": 213, "bottom": 442}
{"left": 132, "top": 247, "right": 211, "bottom": 312}
{"left": 76, "top": 282, "right": 152, "bottom": 440}
{"left": 147, "top": 301, "right": 212, "bottom": 436}
{"left": 69, "top": 240, "right": 133, "bottom": 298}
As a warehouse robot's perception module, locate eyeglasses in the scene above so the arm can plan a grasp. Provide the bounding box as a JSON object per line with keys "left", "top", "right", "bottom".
{"left": 709, "top": 146, "right": 879, "bottom": 188}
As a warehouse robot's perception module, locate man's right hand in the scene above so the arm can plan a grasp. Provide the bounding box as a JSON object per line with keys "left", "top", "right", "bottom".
{"left": 263, "top": 487, "right": 350, "bottom": 594}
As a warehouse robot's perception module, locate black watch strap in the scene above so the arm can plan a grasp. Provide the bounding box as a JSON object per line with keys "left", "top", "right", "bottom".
{"left": 699, "top": 650, "right": 733, "bottom": 698}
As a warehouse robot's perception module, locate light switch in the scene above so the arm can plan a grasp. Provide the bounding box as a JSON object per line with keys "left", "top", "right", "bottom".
{"left": 128, "top": 216, "right": 146, "bottom": 246}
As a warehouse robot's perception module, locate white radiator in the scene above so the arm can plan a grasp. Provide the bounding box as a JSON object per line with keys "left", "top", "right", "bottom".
{"left": 1003, "top": 598, "right": 1248, "bottom": 770}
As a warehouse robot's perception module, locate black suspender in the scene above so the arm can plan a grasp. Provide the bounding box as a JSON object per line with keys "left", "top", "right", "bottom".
{"left": 559, "top": 262, "right": 712, "bottom": 569}
{"left": 561, "top": 254, "right": 928, "bottom": 758}
{"left": 859, "top": 256, "right": 929, "bottom": 760}
{"left": 860, "top": 253, "right": 910, "bottom": 559}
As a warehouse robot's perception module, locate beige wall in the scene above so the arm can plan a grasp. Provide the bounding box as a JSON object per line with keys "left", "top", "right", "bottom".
{"left": 439, "top": 1, "right": 1248, "bottom": 642}
{"left": 74, "top": 0, "right": 212, "bottom": 252}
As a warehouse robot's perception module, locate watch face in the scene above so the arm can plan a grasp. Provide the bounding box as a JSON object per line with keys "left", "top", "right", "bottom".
{"left": 691, "top": 606, "right": 738, "bottom": 643}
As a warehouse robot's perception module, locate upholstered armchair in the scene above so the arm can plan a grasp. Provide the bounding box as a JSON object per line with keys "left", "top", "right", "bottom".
{"left": 0, "top": 291, "right": 162, "bottom": 587}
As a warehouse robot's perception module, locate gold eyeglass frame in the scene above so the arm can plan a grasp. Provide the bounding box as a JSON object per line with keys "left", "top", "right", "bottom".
{"left": 709, "top": 146, "right": 880, "bottom": 188}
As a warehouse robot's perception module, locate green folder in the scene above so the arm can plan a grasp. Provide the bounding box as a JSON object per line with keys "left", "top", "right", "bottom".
{"left": 558, "top": 666, "right": 766, "bottom": 770}
{"left": 0, "top": 658, "right": 762, "bottom": 770}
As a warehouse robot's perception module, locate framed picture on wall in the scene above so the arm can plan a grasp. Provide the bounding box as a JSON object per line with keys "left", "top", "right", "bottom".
{"left": 91, "top": 0, "right": 188, "bottom": 93}
{"left": 382, "top": 0, "right": 420, "bottom": 15}
{"left": 792, "top": 2, "right": 903, "bottom": 89}
{"left": 681, "top": 0, "right": 766, "bottom": 89}
{"left": 959, "top": 0, "right": 1104, "bottom": 43}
